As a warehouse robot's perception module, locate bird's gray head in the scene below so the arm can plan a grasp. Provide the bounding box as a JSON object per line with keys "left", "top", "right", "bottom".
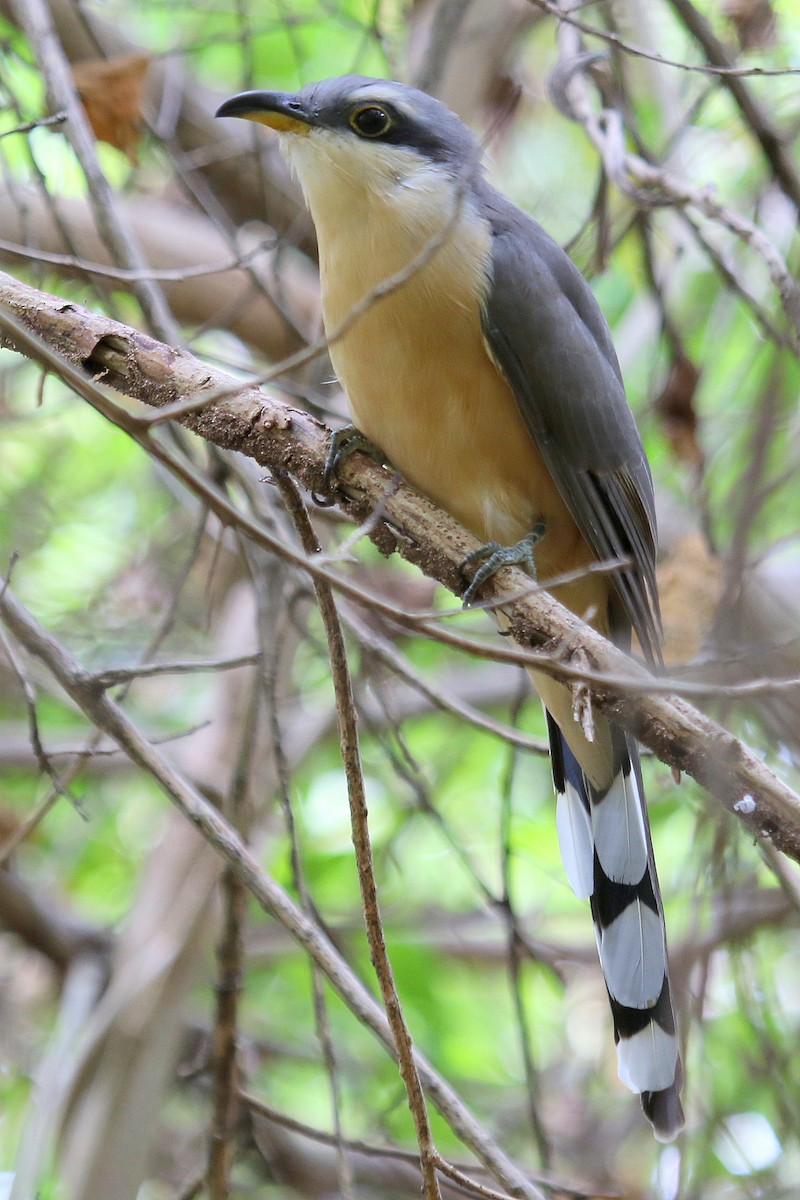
{"left": 215, "top": 76, "right": 483, "bottom": 214}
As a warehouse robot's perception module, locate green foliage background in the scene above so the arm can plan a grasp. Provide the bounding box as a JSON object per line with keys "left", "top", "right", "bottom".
{"left": 1, "top": 2, "right": 800, "bottom": 1198}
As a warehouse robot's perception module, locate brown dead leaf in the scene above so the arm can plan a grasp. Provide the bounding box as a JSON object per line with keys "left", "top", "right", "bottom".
{"left": 484, "top": 75, "right": 523, "bottom": 142}
{"left": 654, "top": 352, "right": 704, "bottom": 471}
{"left": 657, "top": 533, "right": 724, "bottom": 665}
{"left": 73, "top": 53, "right": 151, "bottom": 164}
{"left": 724, "top": 0, "right": 776, "bottom": 50}
{"left": 0, "top": 806, "right": 23, "bottom": 849}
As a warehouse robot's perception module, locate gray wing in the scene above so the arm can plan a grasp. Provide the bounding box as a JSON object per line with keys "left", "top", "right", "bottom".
{"left": 479, "top": 187, "right": 661, "bottom": 663}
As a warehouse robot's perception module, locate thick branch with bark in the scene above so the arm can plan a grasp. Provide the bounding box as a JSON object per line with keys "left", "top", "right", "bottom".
{"left": 1, "top": 269, "right": 799, "bottom": 862}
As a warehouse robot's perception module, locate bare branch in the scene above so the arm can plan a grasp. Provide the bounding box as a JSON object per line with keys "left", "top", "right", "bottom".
{"left": 0, "top": 0, "right": 310, "bottom": 248}
{"left": 1, "top": 273, "right": 799, "bottom": 863}
{"left": 550, "top": 37, "right": 800, "bottom": 344}
{"left": 529, "top": 0, "right": 800, "bottom": 80}
{"left": 0, "top": 191, "right": 318, "bottom": 361}
{"left": 0, "top": 870, "right": 112, "bottom": 971}
{"left": 205, "top": 677, "right": 258, "bottom": 1198}
{"left": 663, "top": 0, "right": 800, "bottom": 209}
{"left": 11, "top": 0, "right": 179, "bottom": 341}
{"left": 0, "top": 109, "right": 67, "bottom": 138}
{"left": 0, "top": 582, "right": 545, "bottom": 1200}
{"left": 275, "top": 472, "right": 443, "bottom": 1200}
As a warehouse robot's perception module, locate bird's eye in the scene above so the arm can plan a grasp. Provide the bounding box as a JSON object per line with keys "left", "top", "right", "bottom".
{"left": 349, "top": 105, "right": 392, "bottom": 138}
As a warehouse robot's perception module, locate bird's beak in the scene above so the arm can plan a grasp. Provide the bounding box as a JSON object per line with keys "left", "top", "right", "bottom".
{"left": 215, "top": 90, "right": 313, "bottom": 135}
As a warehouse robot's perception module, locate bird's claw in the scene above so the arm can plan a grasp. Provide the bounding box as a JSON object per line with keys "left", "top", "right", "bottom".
{"left": 313, "top": 424, "right": 388, "bottom": 506}
{"left": 461, "top": 522, "right": 546, "bottom": 607}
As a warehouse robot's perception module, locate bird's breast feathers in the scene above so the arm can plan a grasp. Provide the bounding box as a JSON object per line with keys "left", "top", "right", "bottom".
{"left": 282, "top": 126, "right": 589, "bottom": 572}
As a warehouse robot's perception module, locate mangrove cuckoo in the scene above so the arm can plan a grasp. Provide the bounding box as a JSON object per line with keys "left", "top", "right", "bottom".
{"left": 216, "top": 76, "right": 683, "bottom": 1140}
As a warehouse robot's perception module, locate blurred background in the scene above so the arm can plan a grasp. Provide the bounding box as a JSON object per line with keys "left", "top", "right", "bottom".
{"left": 1, "top": 1, "right": 800, "bottom": 1197}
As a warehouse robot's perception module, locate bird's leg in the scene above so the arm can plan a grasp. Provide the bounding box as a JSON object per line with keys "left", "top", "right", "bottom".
{"left": 314, "top": 423, "right": 389, "bottom": 505}
{"left": 460, "top": 521, "right": 547, "bottom": 607}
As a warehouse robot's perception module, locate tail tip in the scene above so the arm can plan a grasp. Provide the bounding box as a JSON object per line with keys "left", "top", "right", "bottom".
{"left": 642, "top": 1080, "right": 685, "bottom": 1142}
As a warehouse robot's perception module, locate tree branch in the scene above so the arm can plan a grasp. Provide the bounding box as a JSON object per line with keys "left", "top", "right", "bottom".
{"left": 549, "top": 25, "right": 800, "bottom": 346}
{"left": 276, "top": 472, "right": 443, "bottom": 1200}
{"left": 663, "top": 0, "right": 800, "bottom": 210}
{"left": 0, "top": 0, "right": 311, "bottom": 249}
{"left": 0, "top": 191, "right": 318, "bottom": 362}
{"left": 11, "top": 0, "right": 179, "bottom": 342}
{"left": 1, "top": 271, "right": 800, "bottom": 863}
{"left": 0, "top": 580, "right": 544, "bottom": 1200}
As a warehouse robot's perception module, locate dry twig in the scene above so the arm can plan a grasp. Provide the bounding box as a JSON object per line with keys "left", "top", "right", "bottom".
{"left": 1, "top": 276, "right": 799, "bottom": 861}
{"left": 275, "top": 472, "right": 444, "bottom": 1200}
{"left": 0, "top": 580, "right": 545, "bottom": 1200}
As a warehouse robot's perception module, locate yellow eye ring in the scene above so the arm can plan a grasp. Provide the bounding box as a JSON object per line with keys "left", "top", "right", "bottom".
{"left": 349, "top": 105, "right": 392, "bottom": 138}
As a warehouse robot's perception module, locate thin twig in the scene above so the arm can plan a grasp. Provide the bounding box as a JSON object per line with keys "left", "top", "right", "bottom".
{"left": 274, "top": 472, "right": 444, "bottom": 1200}
{"left": 0, "top": 581, "right": 544, "bottom": 1200}
{"left": 0, "top": 584, "right": 75, "bottom": 805}
{"left": 10, "top": 954, "right": 109, "bottom": 1200}
{"left": 11, "top": 0, "right": 180, "bottom": 343}
{"left": 663, "top": 0, "right": 800, "bottom": 209}
{"left": 206, "top": 673, "right": 260, "bottom": 1198}
{"left": 241, "top": 1092, "right": 597, "bottom": 1198}
{"left": 551, "top": 23, "right": 800, "bottom": 345}
{"left": 0, "top": 109, "right": 66, "bottom": 138}
{"left": 499, "top": 688, "right": 550, "bottom": 1168}
{"left": 256, "top": 557, "right": 356, "bottom": 1200}
{"left": 339, "top": 603, "right": 548, "bottom": 754}
{"left": 432, "top": 1153, "right": 526, "bottom": 1200}
{"left": 0, "top": 788, "right": 63, "bottom": 866}
{"left": 528, "top": 0, "right": 800, "bottom": 79}
{"left": 0, "top": 235, "right": 273, "bottom": 281}
{"left": 413, "top": 0, "right": 475, "bottom": 94}
{"left": 1, "top": 290, "right": 800, "bottom": 860}
{"left": 90, "top": 651, "right": 261, "bottom": 688}
{"left": 242, "top": 1090, "right": 435, "bottom": 1161}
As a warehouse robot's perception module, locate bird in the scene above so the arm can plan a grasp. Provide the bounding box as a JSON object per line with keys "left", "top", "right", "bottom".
{"left": 216, "top": 74, "right": 684, "bottom": 1140}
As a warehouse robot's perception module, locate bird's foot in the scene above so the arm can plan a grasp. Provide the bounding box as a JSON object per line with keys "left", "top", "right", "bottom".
{"left": 460, "top": 522, "right": 546, "bottom": 607}
{"left": 314, "top": 424, "right": 388, "bottom": 506}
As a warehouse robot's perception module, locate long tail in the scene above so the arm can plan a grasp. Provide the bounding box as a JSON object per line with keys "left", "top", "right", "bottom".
{"left": 547, "top": 712, "right": 684, "bottom": 1140}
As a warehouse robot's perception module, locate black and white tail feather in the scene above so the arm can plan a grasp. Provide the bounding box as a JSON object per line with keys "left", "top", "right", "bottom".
{"left": 548, "top": 713, "right": 684, "bottom": 1141}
